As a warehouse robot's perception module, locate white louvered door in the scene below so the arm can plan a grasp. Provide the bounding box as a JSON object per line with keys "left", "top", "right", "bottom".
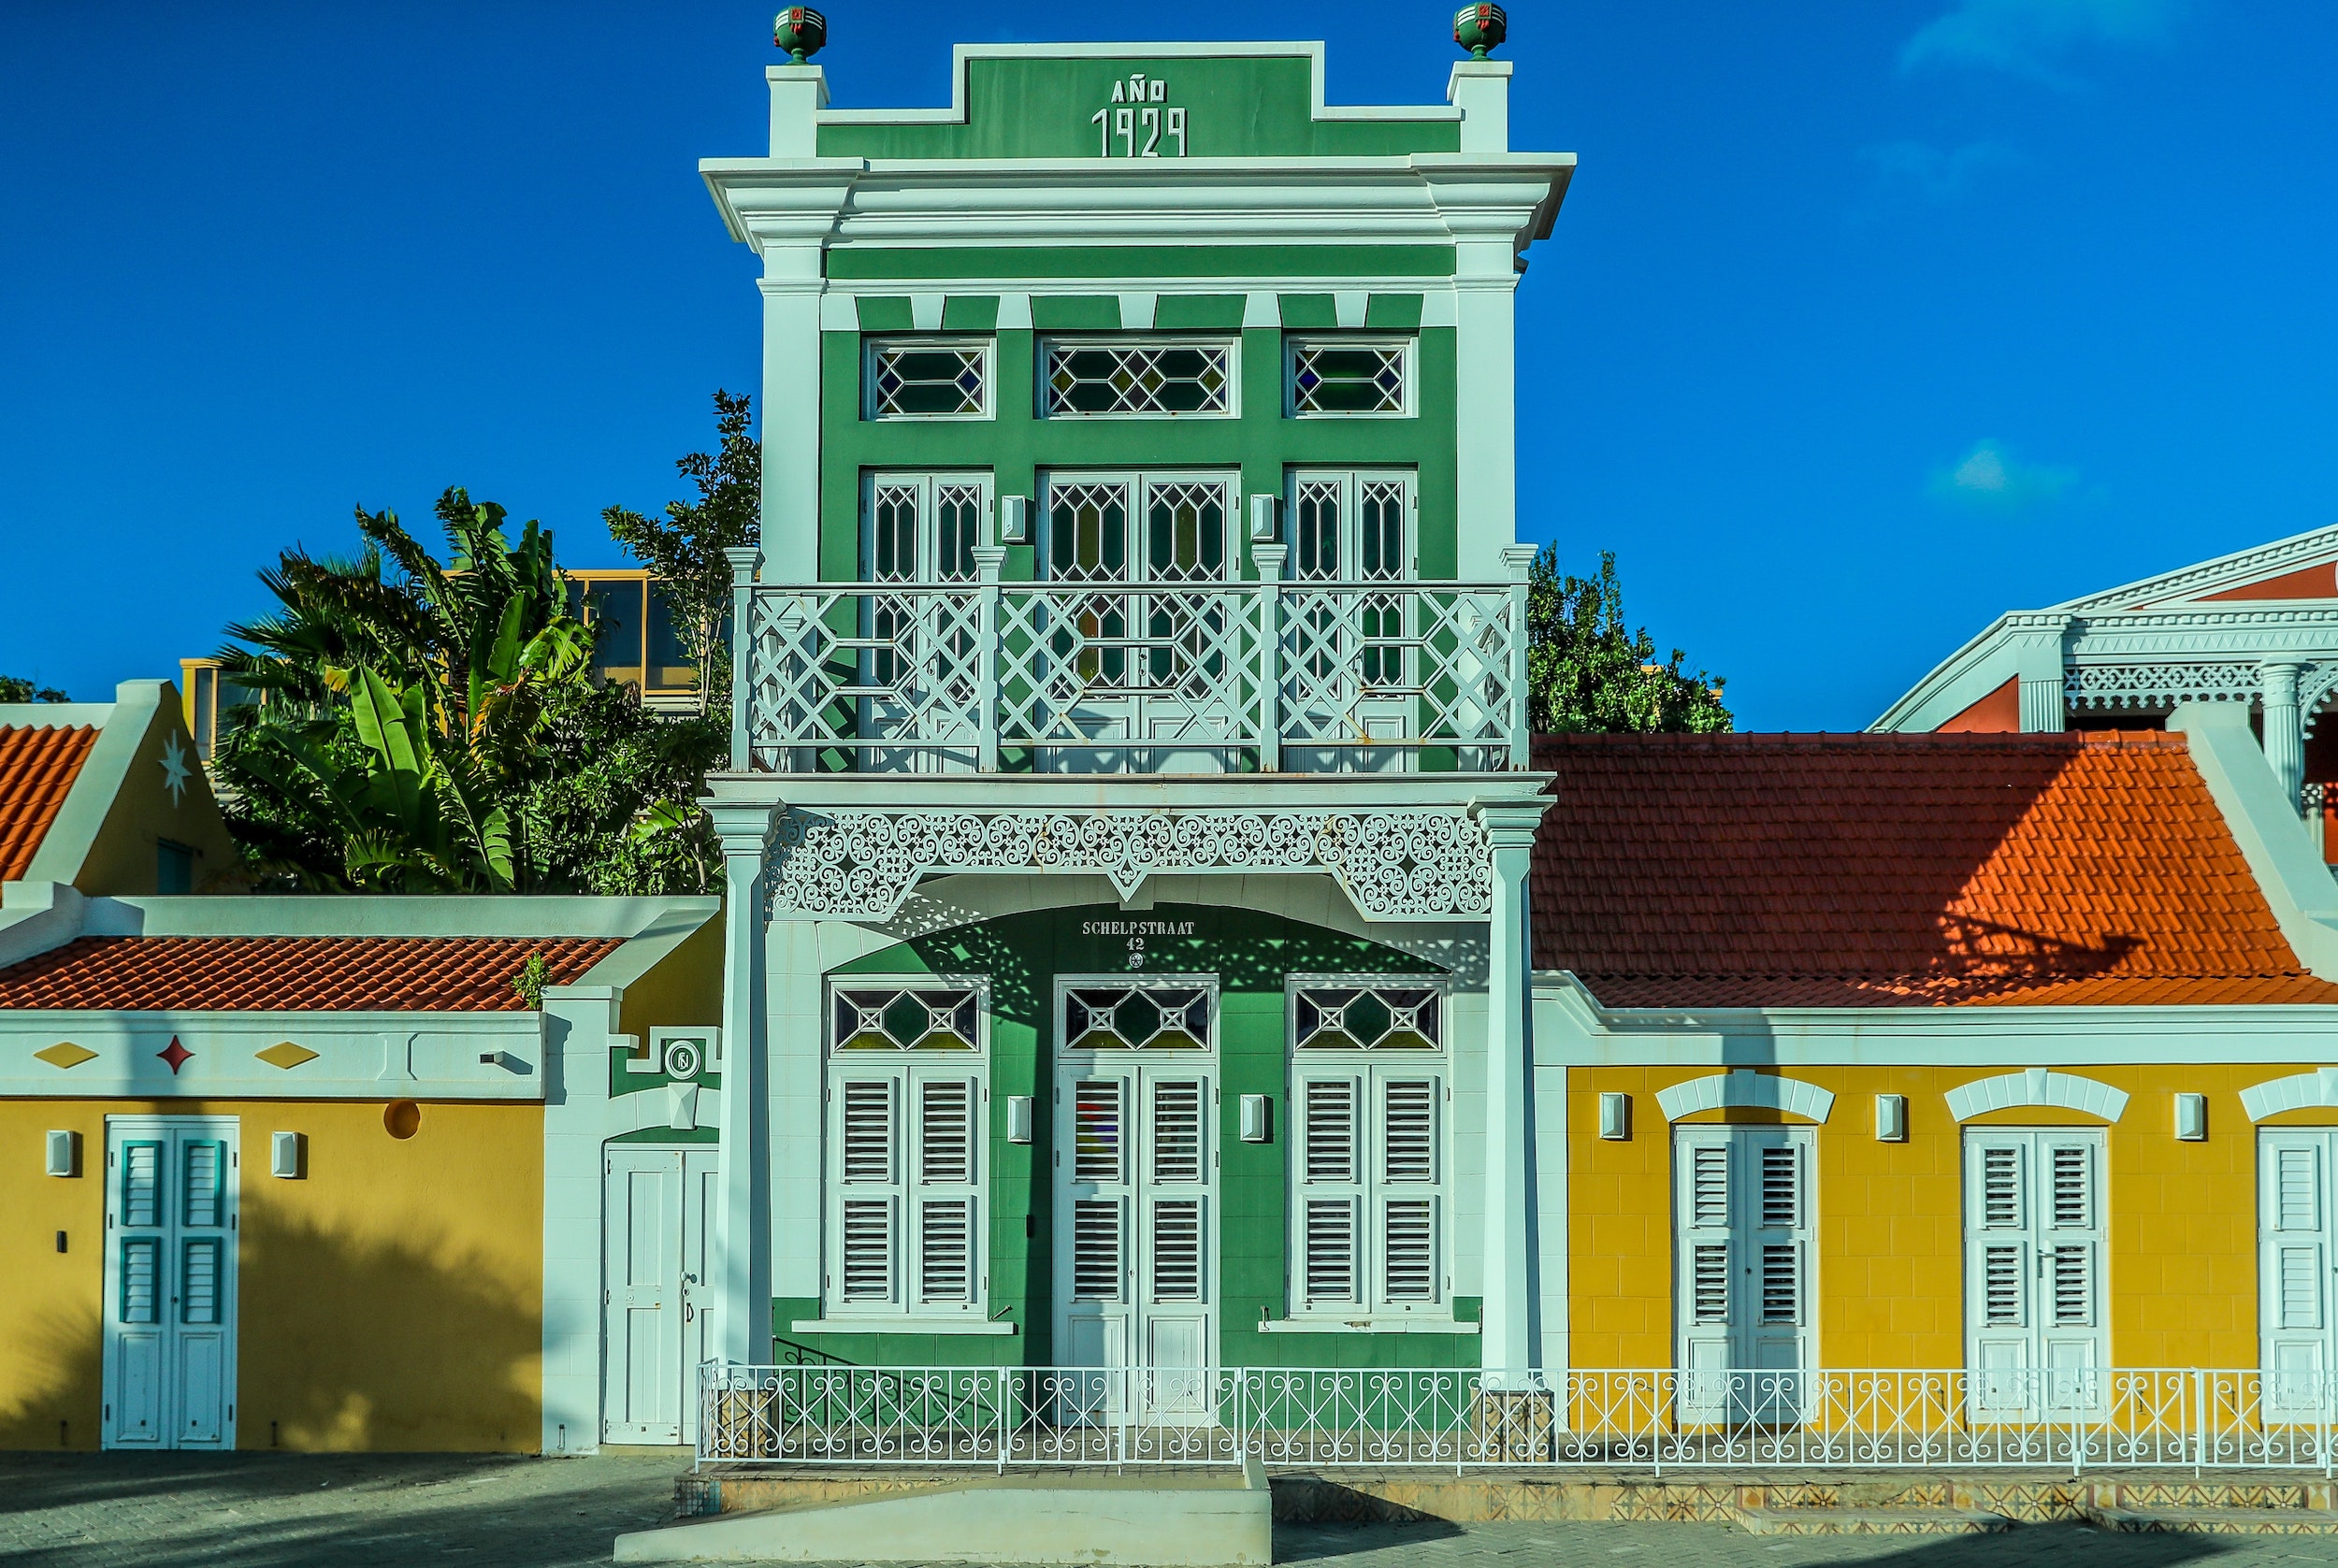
{"left": 1964, "top": 1129, "right": 2107, "bottom": 1419}
{"left": 1292, "top": 1066, "right": 1447, "bottom": 1319}
{"left": 103, "top": 1116, "right": 238, "bottom": 1450}
{"left": 2260, "top": 1130, "right": 2338, "bottom": 1417}
{"left": 1052, "top": 1046, "right": 1217, "bottom": 1419}
{"left": 1673, "top": 1127, "right": 1813, "bottom": 1422}
{"left": 828, "top": 1062, "right": 987, "bottom": 1321}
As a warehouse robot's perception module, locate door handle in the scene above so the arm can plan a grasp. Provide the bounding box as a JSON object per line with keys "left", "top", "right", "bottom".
{"left": 684, "top": 1302, "right": 695, "bottom": 1323}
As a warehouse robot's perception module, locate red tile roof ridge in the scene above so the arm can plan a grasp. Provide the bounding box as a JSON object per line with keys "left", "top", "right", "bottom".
{"left": 1530, "top": 729, "right": 2187, "bottom": 752}
{"left": 0, "top": 934, "right": 626, "bottom": 1013}
{"left": 0, "top": 725, "right": 101, "bottom": 883}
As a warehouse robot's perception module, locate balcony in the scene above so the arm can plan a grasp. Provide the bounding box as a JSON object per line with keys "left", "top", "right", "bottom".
{"left": 732, "top": 572, "right": 1528, "bottom": 776}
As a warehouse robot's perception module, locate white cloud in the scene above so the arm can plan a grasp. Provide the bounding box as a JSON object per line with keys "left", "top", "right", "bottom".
{"left": 1930, "top": 439, "right": 2079, "bottom": 507}
{"left": 1861, "top": 139, "right": 2021, "bottom": 203}
{"left": 1900, "top": 0, "right": 2182, "bottom": 84}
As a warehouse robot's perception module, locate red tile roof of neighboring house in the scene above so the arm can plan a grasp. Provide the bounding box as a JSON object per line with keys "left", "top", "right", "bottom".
{"left": 0, "top": 726, "right": 97, "bottom": 882}
{"left": 1530, "top": 730, "right": 2338, "bottom": 1009}
{"left": 0, "top": 935, "right": 625, "bottom": 1013}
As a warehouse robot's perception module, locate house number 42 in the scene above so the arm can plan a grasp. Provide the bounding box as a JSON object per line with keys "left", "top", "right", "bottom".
{"left": 1092, "top": 73, "right": 1188, "bottom": 158}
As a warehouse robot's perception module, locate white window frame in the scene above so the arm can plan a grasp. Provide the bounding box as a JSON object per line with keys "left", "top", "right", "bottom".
{"left": 1286, "top": 975, "right": 1452, "bottom": 1324}
{"left": 2261, "top": 1129, "right": 2338, "bottom": 1417}
{"left": 1286, "top": 469, "right": 1418, "bottom": 583}
{"left": 822, "top": 975, "right": 991, "bottom": 1322}
{"left": 1038, "top": 336, "right": 1240, "bottom": 420}
{"left": 865, "top": 337, "right": 995, "bottom": 422}
{"left": 1286, "top": 336, "right": 1416, "bottom": 420}
{"left": 1037, "top": 469, "right": 1239, "bottom": 585}
{"left": 861, "top": 472, "right": 995, "bottom": 584}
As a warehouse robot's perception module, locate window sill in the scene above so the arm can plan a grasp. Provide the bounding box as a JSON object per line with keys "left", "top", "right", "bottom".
{"left": 1255, "top": 1316, "right": 1479, "bottom": 1335}
{"left": 790, "top": 1317, "right": 1017, "bottom": 1336}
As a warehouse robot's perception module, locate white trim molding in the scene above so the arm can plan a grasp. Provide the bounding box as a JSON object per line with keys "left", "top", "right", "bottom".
{"left": 2240, "top": 1067, "right": 2338, "bottom": 1122}
{"left": 1945, "top": 1067, "right": 2129, "bottom": 1123}
{"left": 1654, "top": 1068, "right": 1835, "bottom": 1124}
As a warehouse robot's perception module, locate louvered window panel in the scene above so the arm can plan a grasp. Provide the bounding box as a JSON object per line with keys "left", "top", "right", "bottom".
{"left": 1384, "top": 1199, "right": 1436, "bottom": 1302}
{"left": 1152, "top": 1080, "right": 1203, "bottom": 1184}
{"left": 1075, "top": 1080, "right": 1123, "bottom": 1184}
{"left": 1760, "top": 1244, "right": 1799, "bottom": 1325}
{"left": 1691, "top": 1145, "right": 1728, "bottom": 1230}
{"left": 1760, "top": 1145, "right": 1798, "bottom": 1229}
{"left": 1305, "top": 1080, "right": 1358, "bottom": 1184}
{"left": 2280, "top": 1245, "right": 2324, "bottom": 1331}
{"left": 841, "top": 1081, "right": 896, "bottom": 1185}
{"left": 1073, "top": 1199, "right": 1123, "bottom": 1302}
{"left": 2051, "top": 1145, "right": 2090, "bottom": 1229}
{"left": 122, "top": 1142, "right": 161, "bottom": 1228}
{"left": 1982, "top": 1147, "right": 2021, "bottom": 1229}
{"left": 2051, "top": 1244, "right": 2091, "bottom": 1327}
{"left": 840, "top": 1199, "right": 894, "bottom": 1302}
{"left": 918, "top": 1200, "right": 974, "bottom": 1304}
{"left": 182, "top": 1142, "right": 223, "bottom": 1228}
{"left": 181, "top": 1238, "right": 221, "bottom": 1325}
{"left": 1305, "top": 1198, "right": 1359, "bottom": 1304}
{"left": 120, "top": 1237, "right": 161, "bottom": 1325}
{"left": 2278, "top": 1148, "right": 2320, "bottom": 1230}
{"left": 1383, "top": 1081, "right": 1435, "bottom": 1183}
{"left": 1153, "top": 1200, "right": 1203, "bottom": 1302}
{"left": 1984, "top": 1245, "right": 2026, "bottom": 1326}
{"left": 919, "top": 1079, "right": 973, "bottom": 1185}
{"left": 1691, "top": 1243, "right": 1729, "bottom": 1324}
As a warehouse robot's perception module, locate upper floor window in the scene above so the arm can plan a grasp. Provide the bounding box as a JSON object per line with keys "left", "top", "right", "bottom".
{"left": 1289, "top": 338, "right": 1412, "bottom": 417}
{"left": 864, "top": 473, "right": 991, "bottom": 583}
{"left": 868, "top": 338, "right": 993, "bottom": 420}
{"left": 1042, "top": 338, "right": 1234, "bottom": 418}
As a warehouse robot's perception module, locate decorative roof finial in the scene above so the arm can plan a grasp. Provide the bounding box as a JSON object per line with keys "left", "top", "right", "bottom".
{"left": 1453, "top": 4, "right": 1508, "bottom": 60}
{"left": 773, "top": 7, "right": 828, "bottom": 64}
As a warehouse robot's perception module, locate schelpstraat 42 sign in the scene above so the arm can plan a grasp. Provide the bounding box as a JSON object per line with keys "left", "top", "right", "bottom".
{"left": 1091, "top": 71, "right": 1189, "bottom": 158}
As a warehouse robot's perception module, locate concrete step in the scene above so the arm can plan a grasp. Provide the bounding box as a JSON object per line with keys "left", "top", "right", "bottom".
{"left": 2086, "top": 1504, "right": 2338, "bottom": 1534}
{"left": 1735, "top": 1505, "right": 2013, "bottom": 1535}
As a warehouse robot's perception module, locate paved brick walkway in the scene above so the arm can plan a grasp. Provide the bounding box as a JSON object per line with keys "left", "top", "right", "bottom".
{"left": 11, "top": 1453, "right": 2338, "bottom": 1566}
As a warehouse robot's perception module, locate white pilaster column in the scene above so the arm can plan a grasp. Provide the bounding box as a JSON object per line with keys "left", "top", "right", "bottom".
{"left": 2012, "top": 615, "right": 2072, "bottom": 733}
{"left": 1446, "top": 240, "right": 1520, "bottom": 581}
{"left": 2263, "top": 660, "right": 2307, "bottom": 815}
{"left": 1477, "top": 802, "right": 1546, "bottom": 1373}
{"left": 711, "top": 804, "right": 778, "bottom": 1366}
{"left": 758, "top": 266, "right": 826, "bottom": 566}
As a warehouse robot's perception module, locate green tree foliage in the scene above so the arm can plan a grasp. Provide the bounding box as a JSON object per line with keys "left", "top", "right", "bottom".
{"left": 212, "top": 489, "right": 722, "bottom": 894}
{"left": 601, "top": 390, "right": 761, "bottom": 716}
{"left": 0, "top": 676, "right": 68, "bottom": 703}
{"left": 1524, "top": 545, "right": 1733, "bottom": 735}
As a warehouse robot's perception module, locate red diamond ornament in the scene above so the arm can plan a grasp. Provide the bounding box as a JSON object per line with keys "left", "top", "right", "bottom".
{"left": 157, "top": 1037, "right": 193, "bottom": 1074}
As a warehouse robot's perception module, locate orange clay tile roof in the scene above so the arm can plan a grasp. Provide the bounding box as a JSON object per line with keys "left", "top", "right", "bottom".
{"left": 0, "top": 726, "right": 97, "bottom": 882}
{"left": 0, "top": 935, "right": 625, "bottom": 1013}
{"left": 1529, "top": 729, "right": 2338, "bottom": 1009}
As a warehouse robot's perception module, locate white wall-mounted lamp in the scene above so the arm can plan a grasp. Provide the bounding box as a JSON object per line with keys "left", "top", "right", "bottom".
{"left": 998, "top": 496, "right": 1030, "bottom": 544}
{"left": 1598, "top": 1092, "right": 1630, "bottom": 1141}
{"left": 1248, "top": 495, "right": 1280, "bottom": 543}
{"left": 1875, "top": 1094, "right": 1908, "bottom": 1143}
{"left": 1240, "top": 1094, "right": 1272, "bottom": 1143}
{"left": 270, "top": 1130, "right": 306, "bottom": 1178}
{"left": 2175, "top": 1092, "right": 2208, "bottom": 1142}
{"left": 1005, "top": 1095, "right": 1034, "bottom": 1144}
{"left": 44, "top": 1129, "right": 79, "bottom": 1177}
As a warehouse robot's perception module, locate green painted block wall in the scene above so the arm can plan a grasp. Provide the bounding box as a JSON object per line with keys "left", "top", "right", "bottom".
{"left": 770, "top": 902, "right": 1478, "bottom": 1372}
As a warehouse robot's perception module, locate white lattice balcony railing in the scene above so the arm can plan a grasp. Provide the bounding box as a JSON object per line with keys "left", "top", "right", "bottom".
{"left": 725, "top": 561, "right": 1531, "bottom": 775}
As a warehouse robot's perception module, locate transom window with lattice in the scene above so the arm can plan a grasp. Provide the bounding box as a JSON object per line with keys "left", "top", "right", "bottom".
{"left": 1292, "top": 984, "right": 1441, "bottom": 1052}
{"left": 1061, "top": 982, "right": 1216, "bottom": 1052}
{"left": 868, "top": 338, "right": 993, "bottom": 420}
{"left": 830, "top": 985, "right": 984, "bottom": 1052}
{"left": 1289, "top": 338, "right": 1411, "bottom": 417}
{"left": 1042, "top": 339, "right": 1234, "bottom": 418}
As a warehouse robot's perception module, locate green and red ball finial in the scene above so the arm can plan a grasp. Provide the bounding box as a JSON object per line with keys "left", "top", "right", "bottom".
{"left": 773, "top": 7, "right": 827, "bottom": 63}
{"left": 1454, "top": 5, "right": 1507, "bottom": 59}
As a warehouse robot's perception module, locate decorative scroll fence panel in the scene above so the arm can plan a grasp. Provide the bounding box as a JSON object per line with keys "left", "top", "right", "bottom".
{"left": 739, "top": 580, "right": 1526, "bottom": 774}
{"left": 700, "top": 1366, "right": 2338, "bottom": 1475}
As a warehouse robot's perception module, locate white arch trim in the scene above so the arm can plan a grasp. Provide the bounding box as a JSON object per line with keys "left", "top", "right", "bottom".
{"left": 1945, "top": 1068, "right": 2128, "bottom": 1123}
{"left": 1655, "top": 1068, "right": 1835, "bottom": 1124}
{"left": 2241, "top": 1068, "right": 2338, "bottom": 1122}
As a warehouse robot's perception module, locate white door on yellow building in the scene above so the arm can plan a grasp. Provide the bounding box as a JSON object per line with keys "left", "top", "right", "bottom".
{"left": 102, "top": 1115, "right": 238, "bottom": 1450}
{"left": 1673, "top": 1126, "right": 1814, "bottom": 1421}
{"left": 1963, "top": 1129, "right": 2107, "bottom": 1419}
{"left": 2259, "top": 1130, "right": 2338, "bottom": 1417}
{"left": 602, "top": 1145, "right": 720, "bottom": 1446}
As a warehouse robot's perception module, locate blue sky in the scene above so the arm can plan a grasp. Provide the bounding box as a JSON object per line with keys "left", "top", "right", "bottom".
{"left": 3, "top": 1, "right": 2333, "bottom": 729}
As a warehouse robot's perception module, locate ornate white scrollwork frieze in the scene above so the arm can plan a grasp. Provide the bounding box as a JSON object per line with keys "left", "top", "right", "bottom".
{"left": 2064, "top": 661, "right": 2261, "bottom": 710}
{"left": 762, "top": 807, "right": 1495, "bottom": 923}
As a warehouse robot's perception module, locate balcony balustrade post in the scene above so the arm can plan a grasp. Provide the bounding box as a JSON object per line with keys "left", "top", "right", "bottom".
{"left": 1501, "top": 544, "right": 1537, "bottom": 771}
{"left": 1253, "top": 544, "right": 1288, "bottom": 773}
{"left": 725, "top": 546, "right": 762, "bottom": 770}
{"left": 973, "top": 544, "right": 1007, "bottom": 772}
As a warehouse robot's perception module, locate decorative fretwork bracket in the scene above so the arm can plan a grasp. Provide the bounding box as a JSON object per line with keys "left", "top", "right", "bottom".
{"left": 762, "top": 807, "right": 1495, "bottom": 923}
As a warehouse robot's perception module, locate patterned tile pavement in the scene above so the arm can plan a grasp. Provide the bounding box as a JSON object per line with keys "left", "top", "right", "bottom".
{"left": 11, "top": 1453, "right": 2338, "bottom": 1567}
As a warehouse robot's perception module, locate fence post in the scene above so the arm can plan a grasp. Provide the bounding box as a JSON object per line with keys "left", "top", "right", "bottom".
{"left": 1501, "top": 543, "right": 1536, "bottom": 770}
{"left": 997, "top": 1365, "right": 1010, "bottom": 1474}
{"left": 974, "top": 545, "right": 1006, "bottom": 772}
{"left": 724, "top": 546, "right": 761, "bottom": 770}
{"left": 2194, "top": 1370, "right": 2205, "bottom": 1477}
{"left": 1253, "top": 547, "right": 1286, "bottom": 773}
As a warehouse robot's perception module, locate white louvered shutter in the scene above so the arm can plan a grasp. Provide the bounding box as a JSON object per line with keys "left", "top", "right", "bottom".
{"left": 1147, "top": 1078, "right": 1206, "bottom": 1306}
{"left": 835, "top": 1078, "right": 900, "bottom": 1306}
{"left": 2262, "top": 1132, "right": 2337, "bottom": 1414}
{"left": 1965, "top": 1132, "right": 2032, "bottom": 1408}
{"left": 1676, "top": 1131, "right": 1735, "bottom": 1401}
{"left": 1379, "top": 1076, "right": 1440, "bottom": 1305}
{"left": 1298, "top": 1074, "right": 1362, "bottom": 1308}
{"left": 914, "top": 1072, "right": 980, "bottom": 1309}
{"left": 1965, "top": 1129, "right": 2106, "bottom": 1415}
{"left": 2037, "top": 1131, "right": 2106, "bottom": 1400}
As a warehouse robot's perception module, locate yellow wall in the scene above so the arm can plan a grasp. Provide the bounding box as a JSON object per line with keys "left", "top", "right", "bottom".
{"left": 0, "top": 1097, "right": 541, "bottom": 1452}
{"left": 616, "top": 906, "right": 725, "bottom": 1045}
{"left": 1569, "top": 1063, "right": 2338, "bottom": 1374}
{"left": 75, "top": 692, "right": 241, "bottom": 895}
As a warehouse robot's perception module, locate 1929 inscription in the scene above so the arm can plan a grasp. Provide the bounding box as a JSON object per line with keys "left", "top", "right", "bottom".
{"left": 1091, "top": 73, "right": 1189, "bottom": 158}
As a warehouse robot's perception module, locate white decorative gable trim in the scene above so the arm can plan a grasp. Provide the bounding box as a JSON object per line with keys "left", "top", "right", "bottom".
{"left": 1654, "top": 1068, "right": 1835, "bottom": 1124}
{"left": 1945, "top": 1067, "right": 2129, "bottom": 1123}
{"left": 2057, "top": 524, "right": 2338, "bottom": 613}
{"left": 2240, "top": 1067, "right": 2338, "bottom": 1122}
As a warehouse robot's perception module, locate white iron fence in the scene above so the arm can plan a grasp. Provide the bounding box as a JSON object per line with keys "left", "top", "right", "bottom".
{"left": 700, "top": 1364, "right": 2338, "bottom": 1475}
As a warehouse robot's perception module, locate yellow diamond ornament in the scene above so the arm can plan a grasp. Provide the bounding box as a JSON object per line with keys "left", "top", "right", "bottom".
{"left": 256, "top": 1042, "right": 320, "bottom": 1071}
{"left": 35, "top": 1043, "right": 97, "bottom": 1070}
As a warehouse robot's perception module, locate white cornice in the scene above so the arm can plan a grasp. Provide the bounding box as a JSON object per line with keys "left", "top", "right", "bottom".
{"left": 2055, "top": 523, "right": 2338, "bottom": 612}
